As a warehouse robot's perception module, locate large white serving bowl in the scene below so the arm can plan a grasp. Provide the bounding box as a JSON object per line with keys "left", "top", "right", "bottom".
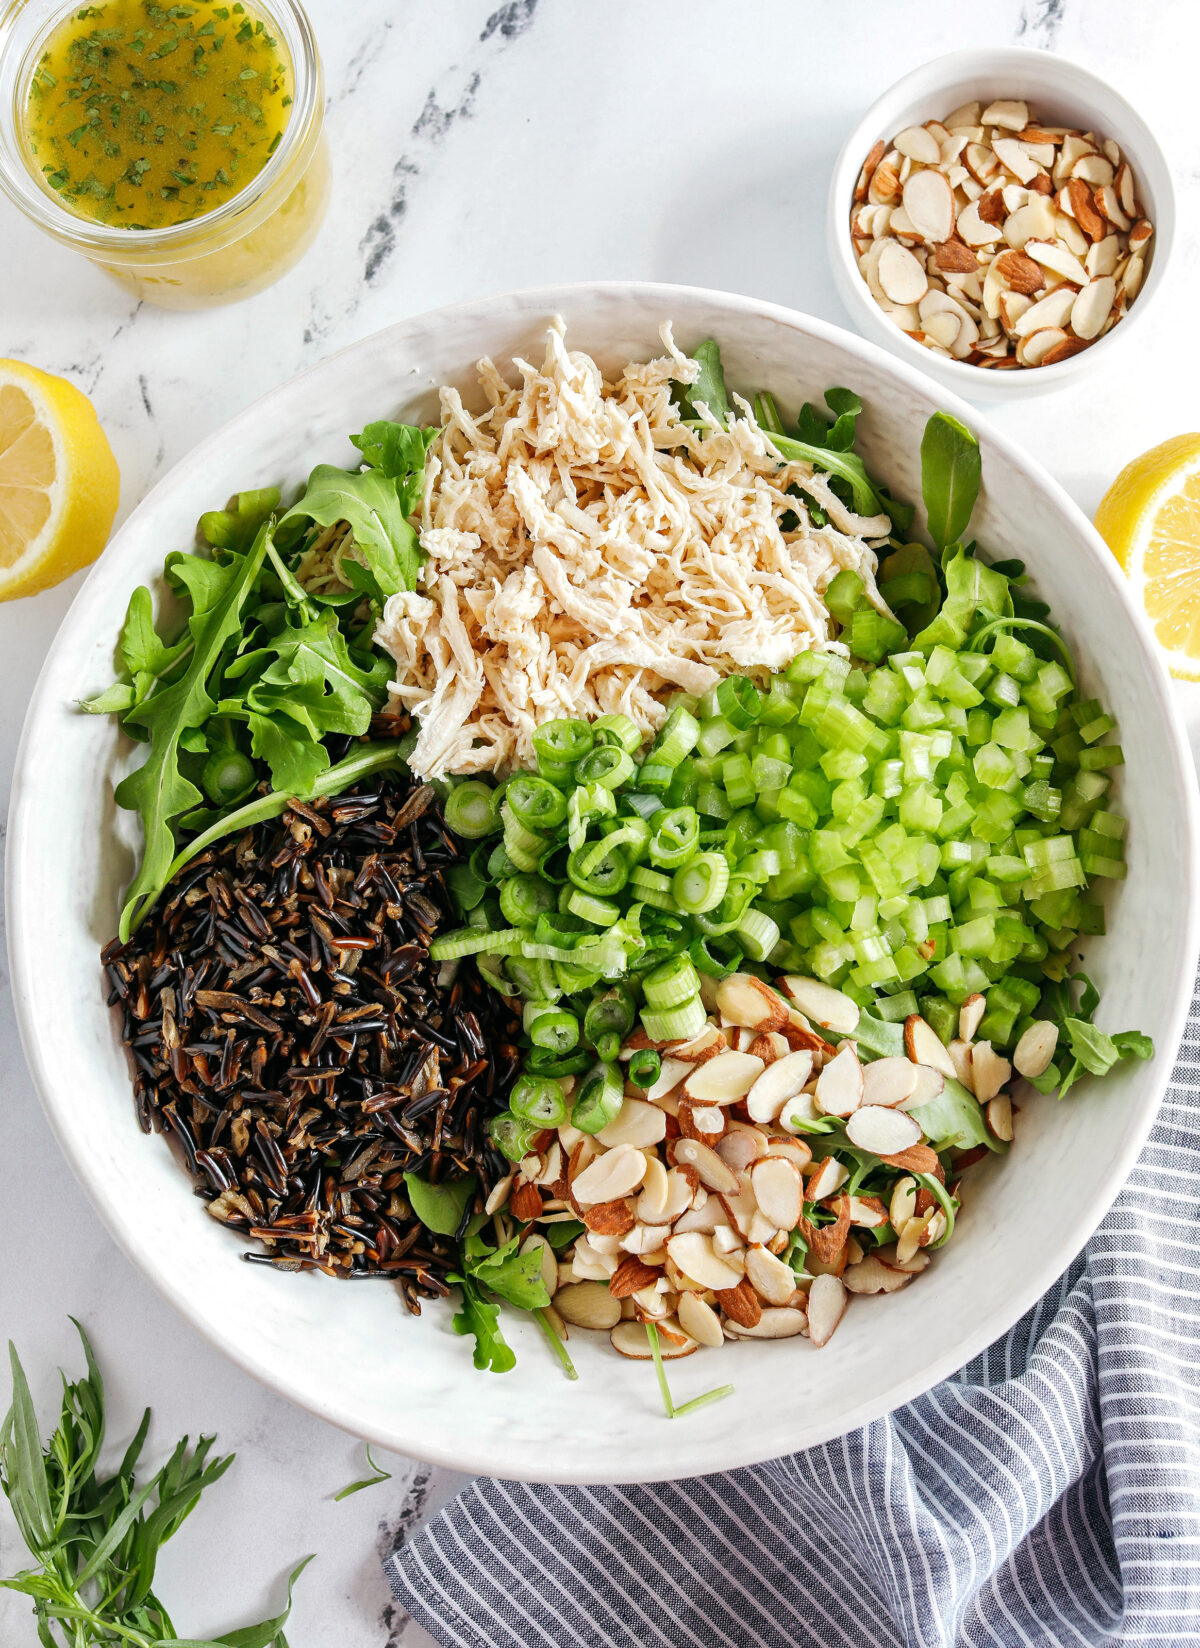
{"left": 8, "top": 283, "right": 1197, "bottom": 1483}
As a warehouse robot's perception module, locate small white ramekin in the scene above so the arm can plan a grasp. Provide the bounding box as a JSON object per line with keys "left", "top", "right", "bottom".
{"left": 827, "top": 47, "right": 1175, "bottom": 400}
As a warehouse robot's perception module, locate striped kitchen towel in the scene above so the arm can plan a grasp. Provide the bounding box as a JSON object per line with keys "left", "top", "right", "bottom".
{"left": 385, "top": 972, "right": 1200, "bottom": 1648}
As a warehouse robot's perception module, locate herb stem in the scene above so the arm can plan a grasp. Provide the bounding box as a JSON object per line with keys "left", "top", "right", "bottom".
{"left": 645, "top": 1322, "right": 734, "bottom": 1419}
{"left": 533, "top": 1310, "right": 578, "bottom": 1380}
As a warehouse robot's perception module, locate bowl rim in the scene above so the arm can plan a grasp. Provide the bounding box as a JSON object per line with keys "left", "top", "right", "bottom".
{"left": 827, "top": 45, "right": 1177, "bottom": 396}
{"left": 8, "top": 279, "right": 1198, "bottom": 1480}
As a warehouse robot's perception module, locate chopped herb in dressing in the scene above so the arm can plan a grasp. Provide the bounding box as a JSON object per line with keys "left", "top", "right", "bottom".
{"left": 23, "top": 0, "right": 293, "bottom": 229}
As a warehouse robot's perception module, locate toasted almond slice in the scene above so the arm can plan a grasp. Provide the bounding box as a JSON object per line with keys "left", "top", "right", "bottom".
{"left": 982, "top": 98, "right": 1028, "bottom": 131}
{"left": 1129, "top": 218, "right": 1153, "bottom": 253}
{"left": 676, "top": 1290, "right": 726, "bottom": 1348}
{"left": 716, "top": 1123, "right": 770, "bottom": 1175}
{"left": 806, "top": 1155, "right": 848, "bottom": 1202}
{"left": 814, "top": 1044, "right": 864, "bottom": 1117}
{"left": 904, "top": 1015, "right": 956, "bottom": 1079}
{"left": 903, "top": 168, "right": 955, "bottom": 242}
{"left": 1072, "top": 152, "right": 1114, "bottom": 188}
{"left": 555, "top": 1280, "right": 622, "bottom": 1330}
{"left": 893, "top": 123, "right": 941, "bottom": 164}
{"left": 987, "top": 1094, "right": 1015, "bottom": 1142}
{"left": 484, "top": 1174, "right": 513, "bottom": 1218}
{"left": 945, "top": 100, "right": 982, "bottom": 128}
{"left": 861, "top": 1055, "right": 920, "bottom": 1108}
{"left": 509, "top": 1179, "right": 544, "bottom": 1222}
{"left": 747, "top": 1030, "right": 790, "bottom": 1065}
{"left": 1012, "top": 286, "right": 1077, "bottom": 335}
{"left": 1016, "top": 326, "right": 1071, "bottom": 367}
{"left": 572, "top": 1144, "right": 647, "bottom": 1207}
{"left": 671, "top": 1135, "right": 740, "bottom": 1194}
{"left": 634, "top": 1154, "right": 670, "bottom": 1223}
{"left": 671, "top": 1200, "right": 728, "bottom": 1237}
{"left": 573, "top": 1234, "right": 619, "bottom": 1278}
{"left": 998, "top": 290, "right": 1033, "bottom": 333}
{"left": 1115, "top": 160, "right": 1136, "bottom": 218}
{"left": 845, "top": 1105, "right": 923, "bottom": 1155}
{"left": 948, "top": 1038, "right": 976, "bottom": 1093}
{"left": 583, "top": 1197, "right": 636, "bottom": 1237}
{"left": 877, "top": 239, "right": 928, "bottom": 304}
{"left": 716, "top": 1275, "right": 762, "bottom": 1328}
{"left": 667, "top": 1230, "right": 744, "bottom": 1292}
{"left": 1071, "top": 274, "right": 1116, "bottom": 340}
{"left": 609, "top": 1253, "right": 661, "bottom": 1297}
{"left": 958, "top": 993, "right": 986, "bottom": 1042}
{"left": 895, "top": 1209, "right": 936, "bottom": 1265}
{"left": 744, "top": 1242, "right": 797, "bottom": 1305}
{"left": 966, "top": 1040, "right": 1010, "bottom": 1107}
{"left": 930, "top": 238, "right": 980, "bottom": 273}
{"left": 1064, "top": 177, "right": 1106, "bottom": 240}
{"left": 1120, "top": 256, "right": 1144, "bottom": 300}
{"left": 1003, "top": 197, "right": 1056, "bottom": 250}
{"left": 777, "top": 976, "right": 860, "bottom": 1034}
{"left": 621, "top": 1221, "right": 669, "bottom": 1257}
{"left": 957, "top": 199, "right": 1003, "bottom": 246}
{"left": 923, "top": 310, "right": 963, "bottom": 348}
{"left": 806, "top": 1273, "right": 847, "bottom": 1348}
{"left": 726, "top": 1306, "right": 807, "bottom": 1339}
{"left": 610, "top": 1318, "right": 696, "bottom": 1359}
{"left": 749, "top": 1156, "right": 804, "bottom": 1231}
{"left": 869, "top": 158, "right": 902, "bottom": 204}
{"left": 678, "top": 1099, "right": 726, "bottom": 1143}
{"left": 1014, "top": 1020, "right": 1059, "bottom": 1080}
{"left": 597, "top": 1097, "right": 668, "bottom": 1150}
{"left": 889, "top": 1174, "right": 917, "bottom": 1231}
{"left": 964, "top": 141, "right": 1000, "bottom": 184}
{"left": 879, "top": 1242, "right": 930, "bottom": 1275}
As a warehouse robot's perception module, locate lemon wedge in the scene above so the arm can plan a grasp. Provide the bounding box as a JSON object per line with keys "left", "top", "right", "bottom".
{"left": 0, "top": 359, "right": 120, "bottom": 601}
{"left": 1094, "top": 433, "right": 1200, "bottom": 680}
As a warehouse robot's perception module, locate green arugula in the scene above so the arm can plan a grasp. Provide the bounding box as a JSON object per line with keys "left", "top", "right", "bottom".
{"left": 332, "top": 1445, "right": 392, "bottom": 1503}
{"left": 920, "top": 411, "right": 982, "bottom": 551}
{"left": 0, "top": 1322, "right": 309, "bottom": 1647}
{"left": 449, "top": 1275, "right": 516, "bottom": 1374}
{"left": 402, "top": 1173, "right": 476, "bottom": 1238}
{"left": 1035, "top": 972, "right": 1154, "bottom": 1097}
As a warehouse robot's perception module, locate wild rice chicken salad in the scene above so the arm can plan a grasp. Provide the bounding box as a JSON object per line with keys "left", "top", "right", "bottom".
{"left": 91, "top": 323, "right": 1150, "bottom": 1411}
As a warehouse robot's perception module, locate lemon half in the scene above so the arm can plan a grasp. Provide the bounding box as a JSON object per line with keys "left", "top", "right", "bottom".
{"left": 0, "top": 359, "right": 120, "bottom": 601}
{"left": 1094, "top": 433, "right": 1200, "bottom": 680}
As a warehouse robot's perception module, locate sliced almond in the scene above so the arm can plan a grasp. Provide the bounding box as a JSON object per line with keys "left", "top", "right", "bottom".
{"left": 982, "top": 99, "right": 1029, "bottom": 131}
{"left": 1071, "top": 274, "right": 1116, "bottom": 340}
{"left": 861, "top": 1056, "right": 920, "bottom": 1109}
{"left": 844, "top": 1254, "right": 913, "bottom": 1294}
{"left": 904, "top": 1016, "right": 956, "bottom": 1079}
{"left": 845, "top": 1105, "right": 923, "bottom": 1155}
{"left": 1120, "top": 256, "right": 1145, "bottom": 300}
{"left": 892, "top": 123, "right": 942, "bottom": 165}
{"left": 964, "top": 142, "right": 1000, "bottom": 184}
{"left": 945, "top": 100, "right": 982, "bottom": 128}
{"left": 572, "top": 1144, "right": 647, "bottom": 1207}
{"left": 676, "top": 1290, "right": 725, "bottom": 1348}
{"left": 1129, "top": 218, "right": 1154, "bottom": 253}
{"left": 645, "top": 1056, "right": 689, "bottom": 1105}
{"left": 993, "top": 247, "right": 1045, "bottom": 295}
{"left": 744, "top": 1242, "right": 797, "bottom": 1306}
{"left": 931, "top": 238, "right": 981, "bottom": 273}
{"left": 666, "top": 1231, "right": 744, "bottom": 1292}
{"left": 902, "top": 168, "right": 955, "bottom": 243}
{"left": 1012, "top": 286, "right": 1077, "bottom": 335}
{"left": 992, "top": 135, "right": 1039, "bottom": 185}
{"left": 778, "top": 976, "right": 860, "bottom": 1035}
{"left": 682, "top": 1050, "right": 764, "bottom": 1106}
{"left": 670, "top": 1135, "right": 739, "bottom": 1195}
{"left": 1065, "top": 176, "right": 1107, "bottom": 240}
{"left": 716, "top": 1123, "right": 770, "bottom": 1175}
{"left": 621, "top": 1222, "right": 668, "bottom": 1258}
{"left": 743, "top": 1049, "right": 813, "bottom": 1124}
{"left": 806, "top": 1155, "right": 848, "bottom": 1203}
{"left": 895, "top": 1209, "right": 936, "bottom": 1265}
{"left": 958, "top": 199, "right": 1003, "bottom": 247}
{"left": 746, "top": 1030, "right": 789, "bottom": 1065}
{"left": 671, "top": 1200, "right": 727, "bottom": 1237}
{"left": 854, "top": 138, "right": 886, "bottom": 203}
{"left": 889, "top": 1174, "right": 917, "bottom": 1231}
{"left": 714, "top": 973, "right": 788, "bottom": 1033}
{"left": 1096, "top": 183, "right": 1131, "bottom": 231}
{"left": 869, "top": 158, "right": 901, "bottom": 205}
{"left": 749, "top": 1156, "right": 804, "bottom": 1231}
{"left": 664, "top": 1023, "right": 726, "bottom": 1063}
{"left": 948, "top": 1038, "right": 976, "bottom": 1094}
{"left": 899, "top": 1063, "right": 945, "bottom": 1114}
{"left": 555, "top": 1280, "right": 622, "bottom": 1331}
{"left": 726, "top": 1306, "right": 807, "bottom": 1339}
{"left": 484, "top": 1174, "right": 513, "bottom": 1218}
{"left": 971, "top": 1040, "right": 1012, "bottom": 1105}
{"left": 987, "top": 1093, "right": 1015, "bottom": 1142}
{"left": 1003, "top": 196, "right": 1056, "bottom": 249}
{"left": 597, "top": 1097, "right": 667, "bottom": 1151}
{"left": 608, "top": 1253, "right": 661, "bottom": 1298}
{"left": 806, "top": 1273, "right": 847, "bottom": 1348}
{"left": 778, "top": 1088, "right": 822, "bottom": 1135}
{"left": 583, "top": 1197, "right": 636, "bottom": 1237}
{"left": 958, "top": 993, "right": 986, "bottom": 1043}
{"left": 1023, "top": 238, "right": 1089, "bottom": 285}
{"left": 1014, "top": 1020, "right": 1059, "bottom": 1080}
{"left": 1071, "top": 152, "right": 1114, "bottom": 188}
{"left": 610, "top": 1319, "right": 696, "bottom": 1359}
{"left": 814, "top": 1044, "right": 865, "bottom": 1117}
{"left": 847, "top": 1194, "right": 889, "bottom": 1229}
{"left": 923, "top": 310, "right": 963, "bottom": 348}
{"left": 1016, "top": 326, "right": 1071, "bottom": 367}
{"left": 716, "top": 1275, "right": 762, "bottom": 1329}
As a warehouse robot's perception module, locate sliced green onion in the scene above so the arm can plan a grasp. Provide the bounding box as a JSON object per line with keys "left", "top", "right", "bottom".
{"left": 429, "top": 926, "right": 525, "bottom": 960}
{"left": 592, "top": 712, "right": 642, "bottom": 753}
{"left": 533, "top": 718, "right": 594, "bottom": 768}
{"left": 565, "top": 888, "right": 622, "bottom": 927}
{"left": 505, "top": 773, "right": 568, "bottom": 831}
{"left": 571, "top": 1060, "right": 624, "bottom": 1133}
{"left": 444, "top": 780, "right": 501, "bottom": 839}
{"left": 529, "top": 1010, "right": 581, "bottom": 1056}
{"left": 584, "top": 988, "right": 636, "bottom": 1047}
{"left": 643, "top": 954, "right": 701, "bottom": 1011}
{"left": 489, "top": 1112, "right": 541, "bottom": 1163}
{"left": 628, "top": 1048, "right": 662, "bottom": 1088}
{"left": 716, "top": 675, "right": 762, "bottom": 729}
{"left": 510, "top": 1072, "right": 570, "bottom": 1127}
{"left": 641, "top": 995, "right": 706, "bottom": 1043}
{"left": 499, "top": 873, "right": 557, "bottom": 927}
{"left": 575, "top": 744, "right": 636, "bottom": 790}
{"left": 652, "top": 706, "right": 701, "bottom": 767}
{"left": 672, "top": 852, "right": 730, "bottom": 914}
{"left": 648, "top": 806, "right": 700, "bottom": 869}
{"left": 568, "top": 842, "right": 629, "bottom": 897}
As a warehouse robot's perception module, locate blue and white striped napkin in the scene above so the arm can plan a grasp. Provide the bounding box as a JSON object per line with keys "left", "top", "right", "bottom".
{"left": 384, "top": 973, "right": 1200, "bottom": 1647}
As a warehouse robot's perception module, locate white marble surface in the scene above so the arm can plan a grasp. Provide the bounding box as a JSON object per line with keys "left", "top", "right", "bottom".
{"left": 2, "top": 1, "right": 1199, "bottom": 1643}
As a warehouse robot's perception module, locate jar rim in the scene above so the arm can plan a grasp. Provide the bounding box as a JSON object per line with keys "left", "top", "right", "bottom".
{"left": 0, "top": 0, "right": 323, "bottom": 253}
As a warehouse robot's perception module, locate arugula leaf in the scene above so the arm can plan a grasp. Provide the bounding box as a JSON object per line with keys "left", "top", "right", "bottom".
{"left": 281, "top": 464, "right": 424, "bottom": 600}
{"left": 1112, "top": 1030, "right": 1154, "bottom": 1061}
{"left": 403, "top": 1172, "right": 476, "bottom": 1238}
{"left": 350, "top": 421, "right": 438, "bottom": 513}
{"left": 1063, "top": 1017, "right": 1120, "bottom": 1076}
{"left": 921, "top": 411, "right": 982, "bottom": 550}
{"left": 678, "top": 338, "right": 731, "bottom": 424}
{"left": 450, "top": 1275, "right": 516, "bottom": 1373}
{"left": 333, "top": 1446, "right": 392, "bottom": 1502}
{"left": 466, "top": 1236, "right": 551, "bottom": 1312}
{"left": 115, "top": 523, "right": 271, "bottom": 940}
{"left": 244, "top": 710, "right": 331, "bottom": 796}
{"left": 903, "top": 1076, "right": 998, "bottom": 1154}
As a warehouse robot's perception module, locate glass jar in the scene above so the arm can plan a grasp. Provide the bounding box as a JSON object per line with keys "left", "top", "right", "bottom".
{"left": 0, "top": 0, "right": 330, "bottom": 308}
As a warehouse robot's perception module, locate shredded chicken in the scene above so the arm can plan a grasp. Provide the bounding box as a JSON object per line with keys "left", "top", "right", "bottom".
{"left": 375, "top": 320, "right": 892, "bottom": 778}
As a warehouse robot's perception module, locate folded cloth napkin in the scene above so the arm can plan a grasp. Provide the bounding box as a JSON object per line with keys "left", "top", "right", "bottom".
{"left": 385, "top": 974, "right": 1200, "bottom": 1648}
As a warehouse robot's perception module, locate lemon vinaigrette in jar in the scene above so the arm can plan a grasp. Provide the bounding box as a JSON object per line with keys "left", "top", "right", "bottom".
{"left": 0, "top": 0, "right": 329, "bottom": 306}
